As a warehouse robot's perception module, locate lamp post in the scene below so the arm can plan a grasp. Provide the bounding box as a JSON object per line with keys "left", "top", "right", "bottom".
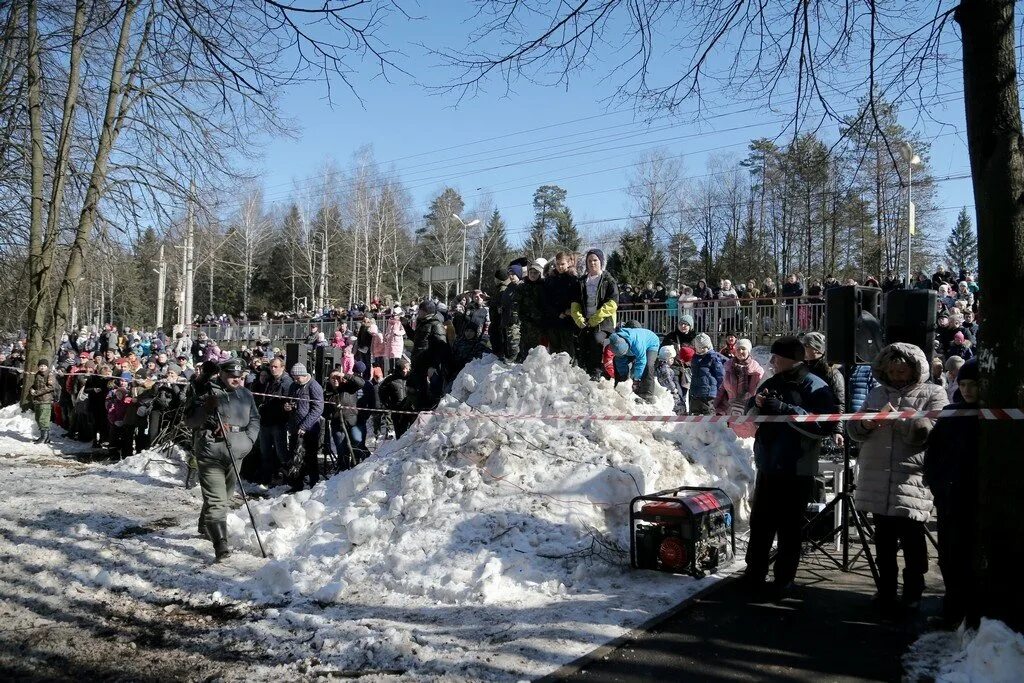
{"left": 900, "top": 143, "right": 922, "bottom": 288}
{"left": 452, "top": 213, "right": 481, "bottom": 295}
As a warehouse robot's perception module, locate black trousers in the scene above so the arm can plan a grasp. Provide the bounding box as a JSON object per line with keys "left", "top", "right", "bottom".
{"left": 547, "top": 324, "right": 577, "bottom": 360}
{"left": 873, "top": 514, "right": 929, "bottom": 601}
{"left": 745, "top": 471, "right": 815, "bottom": 586}
{"left": 935, "top": 495, "right": 975, "bottom": 622}
{"left": 287, "top": 429, "right": 321, "bottom": 490}
{"left": 579, "top": 328, "right": 609, "bottom": 379}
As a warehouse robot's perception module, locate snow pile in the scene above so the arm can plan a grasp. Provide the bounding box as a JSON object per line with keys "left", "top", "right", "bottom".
{"left": 231, "top": 347, "right": 755, "bottom": 607}
{"left": 904, "top": 619, "right": 1024, "bottom": 682}
{"left": 0, "top": 402, "right": 39, "bottom": 441}
{"left": 105, "top": 444, "right": 192, "bottom": 487}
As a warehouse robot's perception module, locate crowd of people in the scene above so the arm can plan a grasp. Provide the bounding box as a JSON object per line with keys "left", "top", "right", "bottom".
{"left": 0, "top": 251, "right": 985, "bottom": 611}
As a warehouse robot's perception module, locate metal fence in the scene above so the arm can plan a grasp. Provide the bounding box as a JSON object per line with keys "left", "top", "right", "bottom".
{"left": 195, "top": 297, "right": 825, "bottom": 344}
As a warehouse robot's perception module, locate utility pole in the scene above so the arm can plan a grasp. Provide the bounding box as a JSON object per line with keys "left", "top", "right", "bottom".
{"left": 154, "top": 244, "right": 167, "bottom": 329}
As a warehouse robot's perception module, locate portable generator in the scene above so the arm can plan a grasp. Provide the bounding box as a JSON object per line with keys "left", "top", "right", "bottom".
{"left": 630, "top": 486, "right": 735, "bottom": 578}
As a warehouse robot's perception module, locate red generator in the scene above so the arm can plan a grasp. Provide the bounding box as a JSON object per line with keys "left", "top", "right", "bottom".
{"left": 630, "top": 486, "right": 735, "bottom": 578}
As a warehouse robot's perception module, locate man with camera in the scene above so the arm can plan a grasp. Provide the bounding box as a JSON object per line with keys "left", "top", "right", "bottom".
{"left": 742, "top": 336, "right": 838, "bottom": 601}
{"left": 184, "top": 357, "right": 261, "bottom": 561}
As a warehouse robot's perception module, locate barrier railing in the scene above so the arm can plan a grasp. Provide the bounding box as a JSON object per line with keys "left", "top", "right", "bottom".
{"left": 195, "top": 297, "right": 826, "bottom": 344}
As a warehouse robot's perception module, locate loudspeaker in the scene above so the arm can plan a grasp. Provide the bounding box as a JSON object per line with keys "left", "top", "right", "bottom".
{"left": 884, "top": 289, "right": 937, "bottom": 361}
{"left": 313, "top": 347, "right": 342, "bottom": 384}
{"left": 825, "top": 285, "right": 884, "bottom": 365}
{"left": 285, "top": 343, "right": 308, "bottom": 373}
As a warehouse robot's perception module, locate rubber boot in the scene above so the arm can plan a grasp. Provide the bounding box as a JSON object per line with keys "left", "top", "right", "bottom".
{"left": 33, "top": 430, "right": 46, "bottom": 444}
{"left": 205, "top": 521, "right": 230, "bottom": 561}
{"left": 198, "top": 516, "right": 208, "bottom": 539}
{"left": 42, "top": 430, "right": 51, "bottom": 444}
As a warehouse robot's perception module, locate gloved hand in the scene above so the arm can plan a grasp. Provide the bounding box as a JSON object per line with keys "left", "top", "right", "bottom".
{"left": 761, "top": 396, "right": 789, "bottom": 415}
{"left": 587, "top": 314, "right": 602, "bottom": 328}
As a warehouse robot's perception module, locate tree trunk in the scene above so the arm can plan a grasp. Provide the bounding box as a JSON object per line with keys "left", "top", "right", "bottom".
{"left": 957, "top": 0, "right": 1024, "bottom": 632}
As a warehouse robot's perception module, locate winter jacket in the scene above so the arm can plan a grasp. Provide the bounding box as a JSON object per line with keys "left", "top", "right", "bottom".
{"left": 848, "top": 342, "right": 949, "bottom": 522}
{"left": 805, "top": 356, "right": 846, "bottom": 412}
{"left": 287, "top": 377, "right": 324, "bottom": 435}
{"left": 466, "top": 304, "right": 490, "bottom": 338}
{"left": 693, "top": 281, "right": 713, "bottom": 301}
{"left": 690, "top": 351, "right": 725, "bottom": 399}
{"left": 924, "top": 401, "right": 980, "bottom": 507}
{"left": 517, "top": 278, "right": 547, "bottom": 340}
{"left": 105, "top": 387, "right": 133, "bottom": 426}
{"left": 325, "top": 374, "right": 364, "bottom": 428}
{"left": 384, "top": 318, "right": 406, "bottom": 359}
{"left": 331, "top": 331, "right": 346, "bottom": 349}
{"left": 782, "top": 281, "right": 804, "bottom": 299}
{"left": 655, "top": 359, "right": 683, "bottom": 406}
{"left": 29, "top": 372, "right": 57, "bottom": 406}
{"left": 847, "top": 364, "right": 877, "bottom": 412}
{"left": 184, "top": 381, "right": 261, "bottom": 461}
{"left": 252, "top": 373, "right": 293, "bottom": 426}
{"left": 379, "top": 371, "right": 409, "bottom": 410}
{"left": 662, "top": 327, "right": 696, "bottom": 349}
{"left": 745, "top": 363, "right": 837, "bottom": 476}
{"left": 368, "top": 324, "right": 386, "bottom": 358}
{"left": 611, "top": 328, "right": 661, "bottom": 381}
{"left": 411, "top": 312, "right": 450, "bottom": 373}
{"left": 713, "top": 357, "right": 765, "bottom": 414}
{"left": 570, "top": 272, "right": 619, "bottom": 333}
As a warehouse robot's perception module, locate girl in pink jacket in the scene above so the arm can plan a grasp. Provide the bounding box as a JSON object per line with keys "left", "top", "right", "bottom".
{"left": 384, "top": 314, "right": 405, "bottom": 361}
{"left": 713, "top": 338, "right": 765, "bottom": 438}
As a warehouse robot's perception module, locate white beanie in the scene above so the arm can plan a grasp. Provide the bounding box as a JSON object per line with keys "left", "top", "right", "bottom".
{"left": 658, "top": 345, "right": 677, "bottom": 361}
{"left": 737, "top": 338, "right": 753, "bottom": 352}
{"left": 694, "top": 333, "right": 713, "bottom": 353}
{"left": 529, "top": 258, "right": 548, "bottom": 273}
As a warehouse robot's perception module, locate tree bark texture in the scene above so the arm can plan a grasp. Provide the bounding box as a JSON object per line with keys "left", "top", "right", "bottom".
{"left": 957, "top": 0, "right": 1024, "bottom": 631}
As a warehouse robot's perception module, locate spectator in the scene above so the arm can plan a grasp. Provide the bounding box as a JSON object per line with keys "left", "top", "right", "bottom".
{"left": 943, "top": 356, "right": 966, "bottom": 403}
{"left": 29, "top": 359, "right": 57, "bottom": 445}
{"left": 379, "top": 358, "right": 414, "bottom": 438}
{"left": 655, "top": 346, "right": 685, "bottom": 413}
{"left": 545, "top": 252, "right": 580, "bottom": 358}
{"left": 662, "top": 314, "right": 696, "bottom": 350}
{"left": 499, "top": 264, "right": 524, "bottom": 362}
{"left": 719, "top": 332, "right": 739, "bottom": 359}
{"left": 713, "top": 338, "right": 764, "bottom": 438}
{"left": 688, "top": 333, "right": 724, "bottom": 415}
{"left": 608, "top": 327, "right": 661, "bottom": 403}
{"left": 570, "top": 249, "right": 619, "bottom": 380}
{"left": 252, "top": 357, "right": 292, "bottom": 485}
{"left": 517, "top": 259, "right": 547, "bottom": 360}
{"left": 848, "top": 342, "right": 948, "bottom": 613}
{"left": 284, "top": 363, "right": 325, "bottom": 491}
{"left": 947, "top": 331, "right": 974, "bottom": 361}
{"left": 409, "top": 299, "right": 451, "bottom": 410}
{"left": 324, "top": 370, "right": 365, "bottom": 470}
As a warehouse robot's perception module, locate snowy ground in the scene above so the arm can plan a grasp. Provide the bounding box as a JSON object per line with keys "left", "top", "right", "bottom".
{"left": 0, "top": 350, "right": 755, "bottom": 680}
{"left": 903, "top": 619, "right": 1024, "bottom": 682}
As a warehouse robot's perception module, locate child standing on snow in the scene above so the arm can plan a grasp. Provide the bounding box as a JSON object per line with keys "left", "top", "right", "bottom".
{"left": 655, "top": 346, "right": 684, "bottom": 413}
{"left": 29, "top": 359, "right": 57, "bottom": 444}
{"left": 689, "top": 333, "right": 725, "bottom": 415}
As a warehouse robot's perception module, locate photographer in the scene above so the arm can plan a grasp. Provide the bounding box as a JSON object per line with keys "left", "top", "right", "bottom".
{"left": 184, "top": 358, "right": 261, "bottom": 561}
{"left": 741, "top": 336, "right": 838, "bottom": 601}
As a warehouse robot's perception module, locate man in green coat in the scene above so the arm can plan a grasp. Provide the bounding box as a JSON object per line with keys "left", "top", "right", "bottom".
{"left": 185, "top": 358, "right": 260, "bottom": 561}
{"left": 29, "top": 359, "right": 57, "bottom": 444}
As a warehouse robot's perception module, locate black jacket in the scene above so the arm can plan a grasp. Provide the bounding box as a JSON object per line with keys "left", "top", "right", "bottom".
{"left": 411, "top": 313, "right": 450, "bottom": 372}
{"left": 253, "top": 373, "right": 293, "bottom": 426}
{"left": 325, "top": 374, "right": 364, "bottom": 428}
{"left": 573, "top": 272, "right": 619, "bottom": 333}
{"left": 924, "top": 402, "right": 979, "bottom": 506}
{"left": 379, "top": 371, "right": 409, "bottom": 409}
{"left": 544, "top": 271, "right": 579, "bottom": 328}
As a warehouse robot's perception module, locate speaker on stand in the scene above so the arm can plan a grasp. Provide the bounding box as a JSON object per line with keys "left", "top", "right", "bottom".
{"left": 824, "top": 285, "right": 884, "bottom": 366}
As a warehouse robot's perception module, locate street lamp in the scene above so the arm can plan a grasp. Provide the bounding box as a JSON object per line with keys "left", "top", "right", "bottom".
{"left": 900, "top": 143, "right": 922, "bottom": 288}
{"left": 452, "top": 213, "right": 481, "bottom": 294}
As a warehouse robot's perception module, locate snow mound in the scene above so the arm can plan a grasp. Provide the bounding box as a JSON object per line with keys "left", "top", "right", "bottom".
{"left": 0, "top": 403, "right": 40, "bottom": 441}
{"left": 105, "top": 445, "right": 191, "bottom": 486}
{"left": 230, "top": 347, "right": 755, "bottom": 607}
{"left": 905, "top": 619, "right": 1024, "bottom": 683}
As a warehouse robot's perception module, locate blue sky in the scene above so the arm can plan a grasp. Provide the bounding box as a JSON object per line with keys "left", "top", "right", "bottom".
{"left": 249, "top": 4, "right": 976, "bottom": 250}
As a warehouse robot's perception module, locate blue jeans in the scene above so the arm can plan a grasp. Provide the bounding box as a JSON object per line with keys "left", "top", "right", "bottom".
{"left": 329, "top": 422, "right": 366, "bottom": 470}
{"left": 258, "top": 423, "right": 289, "bottom": 483}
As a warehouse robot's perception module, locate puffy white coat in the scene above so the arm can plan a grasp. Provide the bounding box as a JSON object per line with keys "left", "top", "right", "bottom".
{"left": 848, "top": 343, "right": 948, "bottom": 521}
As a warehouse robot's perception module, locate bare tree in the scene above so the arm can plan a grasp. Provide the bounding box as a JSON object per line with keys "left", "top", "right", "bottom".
{"left": 232, "top": 186, "right": 272, "bottom": 314}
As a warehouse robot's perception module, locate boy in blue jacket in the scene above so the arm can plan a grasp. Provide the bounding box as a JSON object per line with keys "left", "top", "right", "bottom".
{"left": 608, "top": 327, "right": 661, "bottom": 403}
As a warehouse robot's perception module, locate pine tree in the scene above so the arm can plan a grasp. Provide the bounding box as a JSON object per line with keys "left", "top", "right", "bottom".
{"left": 608, "top": 226, "right": 667, "bottom": 287}
{"left": 944, "top": 207, "right": 979, "bottom": 275}
{"left": 526, "top": 185, "right": 568, "bottom": 258}
{"left": 475, "top": 208, "right": 512, "bottom": 296}
{"left": 553, "top": 207, "right": 582, "bottom": 253}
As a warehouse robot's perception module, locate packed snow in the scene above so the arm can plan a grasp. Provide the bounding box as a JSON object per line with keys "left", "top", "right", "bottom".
{"left": 0, "top": 348, "right": 757, "bottom": 679}
{"left": 904, "top": 619, "right": 1024, "bottom": 682}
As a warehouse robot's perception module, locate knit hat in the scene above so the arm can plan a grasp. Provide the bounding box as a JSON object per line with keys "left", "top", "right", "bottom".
{"left": 693, "top": 333, "right": 713, "bottom": 353}
{"left": 801, "top": 332, "right": 826, "bottom": 354}
{"left": 608, "top": 333, "right": 629, "bottom": 356}
{"left": 957, "top": 358, "right": 979, "bottom": 382}
{"left": 678, "top": 314, "right": 694, "bottom": 328}
{"left": 737, "top": 338, "right": 753, "bottom": 352}
{"left": 585, "top": 248, "right": 605, "bottom": 267}
{"left": 290, "top": 363, "right": 309, "bottom": 377}
{"left": 528, "top": 258, "right": 547, "bottom": 273}
{"left": 658, "top": 346, "right": 676, "bottom": 361}
{"left": 119, "top": 371, "right": 133, "bottom": 381}
{"left": 678, "top": 346, "right": 696, "bottom": 363}
{"left": 36, "top": 358, "right": 49, "bottom": 367}
{"left": 507, "top": 264, "right": 524, "bottom": 279}
{"left": 771, "top": 335, "right": 805, "bottom": 362}
{"left": 953, "top": 331, "right": 966, "bottom": 344}
{"left": 353, "top": 360, "right": 366, "bottom": 376}
{"left": 418, "top": 299, "right": 437, "bottom": 315}
{"left": 495, "top": 268, "right": 508, "bottom": 282}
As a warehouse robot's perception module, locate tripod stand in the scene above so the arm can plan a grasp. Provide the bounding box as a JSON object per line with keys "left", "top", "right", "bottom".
{"left": 802, "top": 363, "right": 880, "bottom": 588}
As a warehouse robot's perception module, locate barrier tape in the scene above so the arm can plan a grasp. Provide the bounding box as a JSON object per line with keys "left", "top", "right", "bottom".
{"left": 4, "top": 364, "right": 1023, "bottom": 423}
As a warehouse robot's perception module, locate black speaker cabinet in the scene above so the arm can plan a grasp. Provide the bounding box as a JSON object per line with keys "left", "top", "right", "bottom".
{"left": 313, "top": 347, "right": 342, "bottom": 383}
{"left": 884, "top": 289, "right": 938, "bottom": 361}
{"left": 285, "top": 342, "right": 308, "bottom": 374}
{"left": 825, "top": 285, "right": 884, "bottom": 365}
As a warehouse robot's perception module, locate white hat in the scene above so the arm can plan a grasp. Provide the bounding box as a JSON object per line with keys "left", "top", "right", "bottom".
{"left": 529, "top": 258, "right": 548, "bottom": 272}
{"left": 658, "top": 346, "right": 677, "bottom": 361}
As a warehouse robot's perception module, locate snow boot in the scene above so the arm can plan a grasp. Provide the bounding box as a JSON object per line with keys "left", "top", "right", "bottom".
{"left": 206, "top": 521, "right": 230, "bottom": 562}
{"left": 33, "top": 430, "right": 47, "bottom": 444}
{"left": 42, "top": 430, "right": 51, "bottom": 444}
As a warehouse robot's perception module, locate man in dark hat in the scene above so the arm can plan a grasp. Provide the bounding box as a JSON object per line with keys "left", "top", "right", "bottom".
{"left": 741, "top": 335, "right": 838, "bottom": 601}
{"left": 184, "top": 357, "right": 261, "bottom": 561}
